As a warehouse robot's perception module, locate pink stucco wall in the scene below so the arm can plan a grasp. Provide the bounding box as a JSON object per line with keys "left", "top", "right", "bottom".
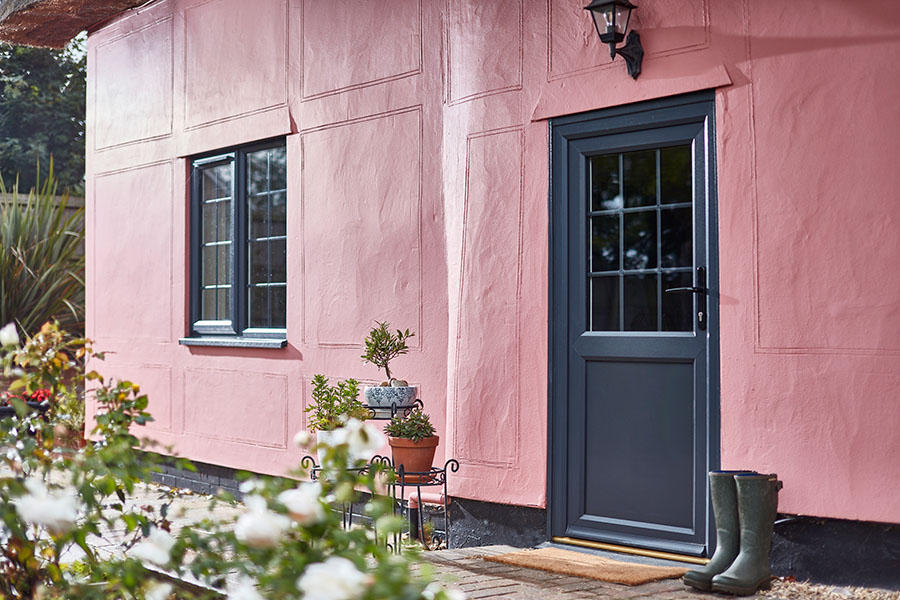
{"left": 86, "top": 0, "right": 900, "bottom": 523}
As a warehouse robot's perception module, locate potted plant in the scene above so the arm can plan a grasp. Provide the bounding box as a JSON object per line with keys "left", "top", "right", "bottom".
{"left": 361, "top": 321, "right": 417, "bottom": 410}
{"left": 384, "top": 407, "right": 438, "bottom": 483}
{"left": 304, "top": 374, "right": 370, "bottom": 463}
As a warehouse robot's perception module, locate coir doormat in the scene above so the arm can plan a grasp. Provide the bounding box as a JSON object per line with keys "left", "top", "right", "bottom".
{"left": 483, "top": 547, "right": 689, "bottom": 586}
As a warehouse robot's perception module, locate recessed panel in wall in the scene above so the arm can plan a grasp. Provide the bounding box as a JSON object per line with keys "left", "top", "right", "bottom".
{"left": 447, "top": 0, "right": 523, "bottom": 104}
{"left": 548, "top": 0, "right": 709, "bottom": 80}
{"left": 183, "top": 368, "right": 288, "bottom": 447}
{"left": 92, "top": 162, "right": 172, "bottom": 343}
{"left": 301, "top": 0, "right": 421, "bottom": 99}
{"left": 94, "top": 17, "right": 173, "bottom": 149}
{"left": 184, "top": 0, "right": 287, "bottom": 129}
{"left": 101, "top": 363, "right": 173, "bottom": 432}
{"left": 453, "top": 128, "right": 523, "bottom": 466}
{"left": 301, "top": 108, "right": 422, "bottom": 348}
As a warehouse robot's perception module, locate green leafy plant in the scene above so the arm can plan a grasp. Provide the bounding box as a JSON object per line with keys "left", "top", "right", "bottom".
{"left": 361, "top": 321, "right": 414, "bottom": 384}
{"left": 384, "top": 408, "right": 436, "bottom": 443}
{"left": 0, "top": 165, "right": 85, "bottom": 337}
{"left": 303, "top": 374, "right": 369, "bottom": 432}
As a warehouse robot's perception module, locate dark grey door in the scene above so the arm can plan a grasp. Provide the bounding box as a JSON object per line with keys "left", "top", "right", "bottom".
{"left": 549, "top": 92, "right": 719, "bottom": 557}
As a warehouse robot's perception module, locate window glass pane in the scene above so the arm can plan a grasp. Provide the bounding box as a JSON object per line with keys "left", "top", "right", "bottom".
{"left": 590, "top": 155, "right": 621, "bottom": 211}
{"left": 202, "top": 169, "right": 218, "bottom": 201}
{"left": 662, "top": 272, "right": 693, "bottom": 332}
{"left": 269, "top": 147, "right": 287, "bottom": 191}
{"left": 591, "top": 215, "right": 619, "bottom": 272}
{"left": 249, "top": 241, "right": 267, "bottom": 285}
{"left": 623, "top": 150, "right": 657, "bottom": 208}
{"left": 660, "top": 145, "right": 692, "bottom": 205}
{"left": 270, "top": 287, "right": 286, "bottom": 328}
{"left": 623, "top": 211, "right": 657, "bottom": 270}
{"left": 217, "top": 287, "right": 231, "bottom": 320}
{"left": 217, "top": 200, "right": 231, "bottom": 241}
{"left": 249, "top": 195, "right": 268, "bottom": 240}
{"left": 661, "top": 207, "right": 692, "bottom": 268}
{"left": 248, "top": 286, "right": 268, "bottom": 329}
{"left": 202, "top": 289, "right": 218, "bottom": 321}
{"left": 216, "top": 167, "right": 232, "bottom": 199}
{"left": 590, "top": 276, "right": 619, "bottom": 331}
{"left": 623, "top": 274, "right": 658, "bottom": 331}
{"left": 202, "top": 202, "right": 217, "bottom": 244}
{"left": 217, "top": 242, "right": 232, "bottom": 285}
{"left": 248, "top": 151, "right": 268, "bottom": 197}
{"left": 202, "top": 246, "right": 218, "bottom": 286}
{"left": 268, "top": 239, "right": 287, "bottom": 283}
{"left": 269, "top": 191, "right": 286, "bottom": 237}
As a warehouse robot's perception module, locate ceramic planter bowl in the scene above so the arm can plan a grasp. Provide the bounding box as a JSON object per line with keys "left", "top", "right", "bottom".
{"left": 388, "top": 435, "right": 439, "bottom": 483}
{"left": 364, "top": 385, "right": 417, "bottom": 409}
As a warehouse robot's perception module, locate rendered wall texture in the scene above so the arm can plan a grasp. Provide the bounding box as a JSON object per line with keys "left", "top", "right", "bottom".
{"left": 86, "top": 0, "right": 900, "bottom": 523}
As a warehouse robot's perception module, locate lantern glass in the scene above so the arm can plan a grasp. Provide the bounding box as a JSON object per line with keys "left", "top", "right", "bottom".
{"left": 584, "top": 0, "right": 634, "bottom": 44}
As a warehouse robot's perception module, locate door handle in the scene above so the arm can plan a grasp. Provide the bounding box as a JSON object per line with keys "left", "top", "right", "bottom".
{"left": 664, "top": 267, "right": 707, "bottom": 330}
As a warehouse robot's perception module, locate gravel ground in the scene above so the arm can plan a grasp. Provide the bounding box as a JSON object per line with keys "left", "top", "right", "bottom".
{"left": 766, "top": 578, "right": 900, "bottom": 600}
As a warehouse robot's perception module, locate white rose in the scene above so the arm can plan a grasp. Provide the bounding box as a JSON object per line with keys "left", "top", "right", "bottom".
{"left": 14, "top": 478, "right": 81, "bottom": 535}
{"left": 227, "top": 575, "right": 265, "bottom": 600}
{"left": 235, "top": 495, "right": 290, "bottom": 549}
{"left": 0, "top": 323, "right": 19, "bottom": 347}
{"left": 297, "top": 556, "right": 371, "bottom": 600}
{"left": 293, "top": 430, "right": 312, "bottom": 448}
{"left": 145, "top": 582, "right": 173, "bottom": 600}
{"left": 129, "top": 526, "right": 176, "bottom": 566}
{"left": 341, "top": 418, "right": 385, "bottom": 462}
{"left": 277, "top": 482, "right": 325, "bottom": 525}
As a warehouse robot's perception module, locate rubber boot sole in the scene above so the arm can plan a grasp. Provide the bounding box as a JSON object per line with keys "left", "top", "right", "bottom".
{"left": 682, "top": 575, "right": 712, "bottom": 592}
{"left": 711, "top": 577, "right": 772, "bottom": 596}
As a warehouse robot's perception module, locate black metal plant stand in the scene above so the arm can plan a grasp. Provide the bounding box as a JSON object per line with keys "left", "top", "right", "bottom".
{"left": 394, "top": 459, "right": 459, "bottom": 550}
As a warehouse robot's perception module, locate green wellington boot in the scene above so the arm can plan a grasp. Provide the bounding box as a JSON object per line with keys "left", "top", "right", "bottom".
{"left": 711, "top": 473, "right": 782, "bottom": 596}
{"left": 683, "top": 471, "right": 753, "bottom": 591}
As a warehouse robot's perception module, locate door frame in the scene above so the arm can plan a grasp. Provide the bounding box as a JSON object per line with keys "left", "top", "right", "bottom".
{"left": 547, "top": 91, "right": 722, "bottom": 556}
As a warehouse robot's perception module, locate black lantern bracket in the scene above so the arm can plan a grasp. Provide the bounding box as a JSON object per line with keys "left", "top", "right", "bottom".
{"left": 613, "top": 30, "right": 643, "bottom": 79}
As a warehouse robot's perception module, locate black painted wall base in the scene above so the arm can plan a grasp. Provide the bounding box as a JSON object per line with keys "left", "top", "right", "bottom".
{"left": 772, "top": 515, "right": 900, "bottom": 591}
{"left": 151, "top": 457, "right": 241, "bottom": 498}
{"left": 448, "top": 497, "right": 547, "bottom": 549}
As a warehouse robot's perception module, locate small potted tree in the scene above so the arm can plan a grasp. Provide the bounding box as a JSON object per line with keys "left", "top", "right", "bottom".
{"left": 361, "top": 322, "right": 417, "bottom": 410}
{"left": 304, "top": 375, "right": 370, "bottom": 463}
{"left": 384, "top": 407, "right": 438, "bottom": 483}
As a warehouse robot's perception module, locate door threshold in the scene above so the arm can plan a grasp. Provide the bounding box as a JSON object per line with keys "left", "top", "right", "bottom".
{"left": 552, "top": 536, "right": 709, "bottom": 566}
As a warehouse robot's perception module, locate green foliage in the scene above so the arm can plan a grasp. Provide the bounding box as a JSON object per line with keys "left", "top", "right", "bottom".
{"left": 0, "top": 166, "right": 85, "bottom": 337}
{"left": 303, "top": 374, "right": 369, "bottom": 432}
{"left": 361, "top": 321, "right": 415, "bottom": 382}
{"left": 384, "top": 408, "right": 436, "bottom": 443}
{"left": 0, "top": 36, "right": 86, "bottom": 193}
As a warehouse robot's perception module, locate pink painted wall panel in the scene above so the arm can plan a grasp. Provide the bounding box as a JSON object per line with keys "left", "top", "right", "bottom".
{"left": 94, "top": 17, "right": 173, "bottom": 149}
{"left": 446, "top": 0, "right": 523, "bottom": 103}
{"left": 183, "top": 368, "right": 289, "bottom": 448}
{"left": 300, "top": 109, "right": 422, "bottom": 348}
{"left": 452, "top": 128, "right": 523, "bottom": 467}
{"left": 92, "top": 163, "right": 172, "bottom": 343}
{"left": 101, "top": 363, "right": 174, "bottom": 433}
{"left": 301, "top": 0, "right": 421, "bottom": 99}
{"left": 184, "top": 0, "right": 288, "bottom": 129}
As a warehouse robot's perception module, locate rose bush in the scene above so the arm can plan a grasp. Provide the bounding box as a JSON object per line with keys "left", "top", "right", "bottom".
{"left": 0, "top": 323, "right": 465, "bottom": 600}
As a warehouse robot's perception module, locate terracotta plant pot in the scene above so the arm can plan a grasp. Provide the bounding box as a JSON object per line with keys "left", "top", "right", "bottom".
{"left": 389, "top": 435, "right": 439, "bottom": 483}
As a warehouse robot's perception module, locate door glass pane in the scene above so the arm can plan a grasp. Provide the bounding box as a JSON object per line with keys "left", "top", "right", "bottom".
{"left": 623, "top": 211, "right": 657, "bottom": 270}
{"left": 660, "top": 207, "right": 692, "bottom": 268}
{"left": 661, "top": 146, "right": 692, "bottom": 205}
{"left": 590, "top": 155, "right": 621, "bottom": 211}
{"left": 623, "top": 274, "right": 658, "bottom": 331}
{"left": 591, "top": 215, "right": 619, "bottom": 272}
{"left": 590, "top": 276, "right": 619, "bottom": 331}
{"left": 662, "top": 272, "right": 694, "bottom": 332}
{"left": 623, "top": 150, "right": 657, "bottom": 208}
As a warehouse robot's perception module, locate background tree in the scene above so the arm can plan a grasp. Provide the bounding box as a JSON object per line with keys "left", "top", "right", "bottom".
{"left": 0, "top": 34, "right": 85, "bottom": 194}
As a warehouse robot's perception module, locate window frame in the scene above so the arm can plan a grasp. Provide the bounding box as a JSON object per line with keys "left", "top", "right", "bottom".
{"left": 186, "top": 137, "right": 287, "bottom": 345}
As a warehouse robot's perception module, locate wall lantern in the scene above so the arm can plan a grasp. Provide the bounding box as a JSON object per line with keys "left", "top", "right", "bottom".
{"left": 584, "top": 0, "right": 644, "bottom": 79}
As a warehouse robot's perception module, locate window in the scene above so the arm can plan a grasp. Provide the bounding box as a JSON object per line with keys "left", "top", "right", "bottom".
{"left": 184, "top": 139, "right": 287, "bottom": 346}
